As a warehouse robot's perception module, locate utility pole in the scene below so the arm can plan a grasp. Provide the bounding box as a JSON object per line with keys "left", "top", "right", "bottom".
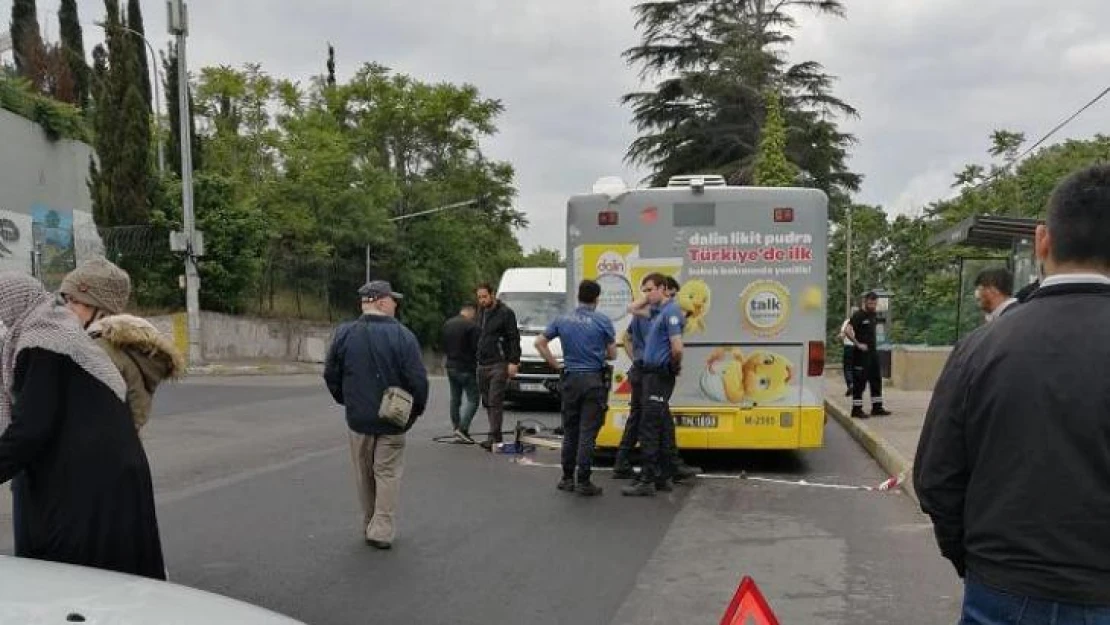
{"left": 168, "top": 0, "right": 203, "bottom": 364}
{"left": 845, "top": 204, "right": 853, "bottom": 318}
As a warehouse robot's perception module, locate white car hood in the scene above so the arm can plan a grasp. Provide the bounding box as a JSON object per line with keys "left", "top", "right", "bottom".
{"left": 519, "top": 331, "right": 561, "bottom": 360}
{"left": 0, "top": 556, "right": 304, "bottom": 623}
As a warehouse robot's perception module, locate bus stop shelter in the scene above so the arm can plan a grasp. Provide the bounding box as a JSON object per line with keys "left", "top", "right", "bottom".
{"left": 930, "top": 215, "right": 1042, "bottom": 341}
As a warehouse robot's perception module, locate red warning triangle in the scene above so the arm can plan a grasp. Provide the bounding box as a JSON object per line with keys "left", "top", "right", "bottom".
{"left": 719, "top": 577, "right": 780, "bottom": 625}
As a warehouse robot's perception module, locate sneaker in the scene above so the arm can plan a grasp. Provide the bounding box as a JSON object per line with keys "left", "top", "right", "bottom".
{"left": 621, "top": 481, "right": 656, "bottom": 497}
{"left": 851, "top": 407, "right": 869, "bottom": 419}
{"left": 576, "top": 481, "right": 603, "bottom": 497}
{"left": 479, "top": 440, "right": 494, "bottom": 452}
{"left": 365, "top": 538, "right": 392, "bottom": 550}
{"left": 871, "top": 407, "right": 892, "bottom": 417}
{"left": 455, "top": 430, "right": 477, "bottom": 444}
{"left": 557, "top": 477, "right": 576, "bottom": 492}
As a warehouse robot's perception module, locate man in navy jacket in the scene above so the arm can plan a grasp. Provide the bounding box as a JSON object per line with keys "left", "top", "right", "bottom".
{"left": 325, "top": 280, "right": 429, "bottom": 550}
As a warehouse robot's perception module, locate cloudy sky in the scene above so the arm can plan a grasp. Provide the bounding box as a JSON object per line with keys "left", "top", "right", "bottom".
{"left": 8, "top": 0, "right": 1110, "bottom": 255}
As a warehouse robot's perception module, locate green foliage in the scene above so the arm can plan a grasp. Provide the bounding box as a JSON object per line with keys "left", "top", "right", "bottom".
{"left": 752, "top": 90, "right": 799, "bottom": 187}
{"left": 521, "top": 247, "right": 564, "bottom": 268}
{"left": 0, "top": 76, "right": 90, "bottom": 141}
{"left": 621, "top": 0, "right": 860, "bottom": 196}
{"left": 89, "top": 0, "right": 153, "bottom": 226}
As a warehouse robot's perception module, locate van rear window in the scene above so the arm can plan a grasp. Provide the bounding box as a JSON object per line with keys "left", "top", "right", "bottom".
{"left": 673, "top": 203, "right": 716, "bottom": 227}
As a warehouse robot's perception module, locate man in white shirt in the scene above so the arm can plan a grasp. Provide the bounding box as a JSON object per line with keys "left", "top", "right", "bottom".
{"left": 973, "top": 267, "right": 1018, "bottom": 322}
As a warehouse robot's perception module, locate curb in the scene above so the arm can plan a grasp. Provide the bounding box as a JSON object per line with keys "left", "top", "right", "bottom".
{"left": 825, "top": 399, "right": 918, "bottom": 506}
{"left": 186, "top": 363, "right": 325, "bottom": 377}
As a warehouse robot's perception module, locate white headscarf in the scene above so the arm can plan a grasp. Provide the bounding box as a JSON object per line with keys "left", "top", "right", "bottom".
{"left": 0, "top": 271, "right": 126, "bottom": 428}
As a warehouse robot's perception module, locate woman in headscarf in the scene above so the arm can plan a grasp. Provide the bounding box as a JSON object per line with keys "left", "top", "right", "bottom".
{"left": 0, "top": 271, "right": 166, "bottom": 580}
{"left": 59, "top": 258, "right": 185, "bottom": 431}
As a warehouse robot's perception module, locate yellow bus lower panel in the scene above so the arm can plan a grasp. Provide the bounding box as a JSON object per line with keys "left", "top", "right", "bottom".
{"left": 597, "top": 405, "right": 826, "bottom": 451}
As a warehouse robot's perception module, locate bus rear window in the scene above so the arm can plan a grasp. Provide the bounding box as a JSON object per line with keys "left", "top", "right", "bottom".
{"left": 673, "top": 203, "right": 716, "bottom": 227}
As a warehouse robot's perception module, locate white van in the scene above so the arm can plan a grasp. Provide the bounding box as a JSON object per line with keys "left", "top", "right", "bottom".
{"left": 495, "top": 267, "right": 566, "bottom": 401}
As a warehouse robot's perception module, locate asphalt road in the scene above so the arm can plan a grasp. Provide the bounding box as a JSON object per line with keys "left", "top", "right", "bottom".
{"left": 0, "top": 375, "right": 963, "bottom": 624}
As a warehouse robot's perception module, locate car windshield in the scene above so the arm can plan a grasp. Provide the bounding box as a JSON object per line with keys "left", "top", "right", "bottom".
{"left": 499, "top": 292, "right": 566, "bottom": 331}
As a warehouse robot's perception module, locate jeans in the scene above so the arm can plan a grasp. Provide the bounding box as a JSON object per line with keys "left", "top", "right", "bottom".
{"left": 447, "top": 367, "right": 479, "bottom": 433}
{"left": 960, "top": 576, "right": 1110, "bottom": 625}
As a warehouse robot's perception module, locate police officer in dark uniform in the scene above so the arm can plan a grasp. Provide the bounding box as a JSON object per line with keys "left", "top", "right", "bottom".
{"left": 613, "top": 277, "right": 701, "bottom": 482}
{"left": 535, "top": 279, "right": 616, "bottom": 496}
{"left": 622, "top": 272, "right": 684, "bottom": 497}
{"left": 846, "top": 291, "right": 891, "bottom": 418}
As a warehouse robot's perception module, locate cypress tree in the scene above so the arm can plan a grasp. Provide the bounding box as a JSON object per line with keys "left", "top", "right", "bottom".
{"left": 126, "top": 0, "right": 152, "bottom": 111}
{"left": 58, "top": 0, "right": 89, "bottom": 109}
{"left": 752, "top": 90, "right": 799, "bottom": 187}
{"left": 10, "top": 0, "right": 43, "bottom": 82}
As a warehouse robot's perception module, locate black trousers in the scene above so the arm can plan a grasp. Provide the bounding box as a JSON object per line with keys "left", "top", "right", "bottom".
{"left": 851, "top": 349, "right": 883, "bottom": 409}
{"left": 560, "top": 372, "right": 607, "bottom": 480}
{"left": 636, "top": 368, "right": 677, "bottom": 483}
{"left": 616, "top": 363, "right": 684, "bottom": 470}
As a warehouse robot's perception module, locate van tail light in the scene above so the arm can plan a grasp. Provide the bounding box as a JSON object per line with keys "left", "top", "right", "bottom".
{"left": 598, "top": 211, "right": 619, "bottom": 226}
{"left": 807, "top": 341, "right": 825, "bottom": 377}
{"left": 774, "top": 207, "right": 794, "bottom": 222}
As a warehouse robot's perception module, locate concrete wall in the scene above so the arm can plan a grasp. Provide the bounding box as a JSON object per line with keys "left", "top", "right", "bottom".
{"left": 0, "top": 109, "right": 103, "bottom": 285}
{"left": 148, "top": 311, "right": 448, "bottom": 373}
{"left": 890, "top": 345, "right": 952, "bottom": 391}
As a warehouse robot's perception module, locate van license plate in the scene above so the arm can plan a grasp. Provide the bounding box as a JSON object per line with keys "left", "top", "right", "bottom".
{"left": 676, "top": 414, "right": 718, "bottom": 428}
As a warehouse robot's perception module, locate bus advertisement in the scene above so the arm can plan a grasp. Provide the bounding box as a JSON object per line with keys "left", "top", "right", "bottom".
{"left": 566, "top": 176, "right": 829, "bottom": 451}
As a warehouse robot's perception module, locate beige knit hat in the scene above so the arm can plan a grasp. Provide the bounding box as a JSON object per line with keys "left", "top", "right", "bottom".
{"left": 59, "top": 257, "right": 132, "bottom": 315}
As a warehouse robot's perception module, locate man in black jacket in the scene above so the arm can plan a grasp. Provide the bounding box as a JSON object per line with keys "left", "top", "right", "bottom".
{"left": 441, "top": 304, "right": 480, "bottom": 443}
{"left": 474, "top": 282, "right": 521, "bottom": 450}
{"left": 324, "top": 280, "right": 429, "bottom": 550}
{"left": 914, "top": 163, "right": 1110, "bottom": 619}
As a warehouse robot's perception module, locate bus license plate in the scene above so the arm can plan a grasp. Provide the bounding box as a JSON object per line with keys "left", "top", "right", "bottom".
{"left": 676, "top": 414, "right": 718, "bottom": 428}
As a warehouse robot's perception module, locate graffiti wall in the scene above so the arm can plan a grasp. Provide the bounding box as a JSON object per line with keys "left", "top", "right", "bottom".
{"left": 0, "top": 109, "right": 103, "bottom": 288}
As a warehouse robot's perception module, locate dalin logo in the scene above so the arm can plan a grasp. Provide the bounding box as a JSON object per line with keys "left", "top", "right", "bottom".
{"left": 596, "top": 251, "right": 626, "bottom": 275}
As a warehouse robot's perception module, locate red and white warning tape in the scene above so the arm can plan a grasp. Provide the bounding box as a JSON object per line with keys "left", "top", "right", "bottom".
{"left": 510, "top": 456, "right": 905, "bottom": 493}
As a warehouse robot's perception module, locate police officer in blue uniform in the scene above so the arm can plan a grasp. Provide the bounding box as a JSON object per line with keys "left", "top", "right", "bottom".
{"left": 613, "top": 276, "right": 700, "bottom": 482}
{"left": 623, "top": 272, "right": 685, "bottom": 497}
{"left": 535, "top": 279, "right": 616, "bottom": 496}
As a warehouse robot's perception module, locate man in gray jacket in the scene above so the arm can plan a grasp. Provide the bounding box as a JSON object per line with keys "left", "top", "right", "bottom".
{"left": 914, "top": 163, "right": 1110, "bottom": 621}
{"left": 325, "top": 280, "right": 429, "bottom": 550}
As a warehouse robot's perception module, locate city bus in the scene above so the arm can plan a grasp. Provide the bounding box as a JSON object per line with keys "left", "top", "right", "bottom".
{"left": 566, "top": 175, "right": 828, "bottom": 451}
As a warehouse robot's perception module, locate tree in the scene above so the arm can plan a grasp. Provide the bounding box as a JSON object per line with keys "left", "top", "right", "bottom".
{"left": 58, "top": 0, "right": 88, "bottom": 108}
{"left": 752, "top": 89, "right": 798, "bottom": 186}
{"left": 9, "top": 0, "right": 43, "bottom": 82}
{"left": 521, "top": 246, "right": 563, "bottom": 267}
{"left": 160, "top": 41, "right": 201, "bottom": 177}
{"left": 326, "top": 43, "right": 336, "bottom": 87}
{"left": 126, "top": 0, "right": 152, "bottom": 111}
{"left": 621, "top": 0, "right": 860, "bottom": 197}
{"left": 89, "top": 0, "right": 153, "bottom": 226}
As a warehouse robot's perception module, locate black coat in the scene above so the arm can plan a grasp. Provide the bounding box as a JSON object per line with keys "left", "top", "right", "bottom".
{"left": 0, "top": 348, "right": 165, "bottom": 580}
{"left": 914, "top": 280, "right": 1110, "bottom": 604}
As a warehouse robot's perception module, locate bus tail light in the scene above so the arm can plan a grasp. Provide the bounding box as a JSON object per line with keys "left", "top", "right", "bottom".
{"left": 774, "top": 207, "right": 794, "bottom": 223}
{"left": 598, "top": 211, "right": 619, "bottom": 226}
{"left": 807, "top": 341, "right": 825, "bottom": 377}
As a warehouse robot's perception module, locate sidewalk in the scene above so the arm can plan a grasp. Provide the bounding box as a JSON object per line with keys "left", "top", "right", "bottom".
{"left": 823, "top": 371, "right": 934, "bottom": 505}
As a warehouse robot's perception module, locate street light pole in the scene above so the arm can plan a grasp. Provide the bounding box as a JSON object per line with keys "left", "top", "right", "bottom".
{"left": 845, "top": 204, "right": 853, "bottom": 319}
{"left": 364, "top": 198, "right": 478, "bottom": 284}
{"left": 168, "top": 0, "right": 201, "bottom": 364}
{"left": 94, "top": 20, "right": 164, "bottom": 174}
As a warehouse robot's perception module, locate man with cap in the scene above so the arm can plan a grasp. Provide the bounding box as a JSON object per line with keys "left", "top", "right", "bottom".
{"left": 324, "top": 280, "right": 429, "bottom": 550}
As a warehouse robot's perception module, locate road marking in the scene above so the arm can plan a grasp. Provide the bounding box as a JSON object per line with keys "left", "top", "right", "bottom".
{"left": 156, "top": 444, "right": 347, "bottom": 505}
